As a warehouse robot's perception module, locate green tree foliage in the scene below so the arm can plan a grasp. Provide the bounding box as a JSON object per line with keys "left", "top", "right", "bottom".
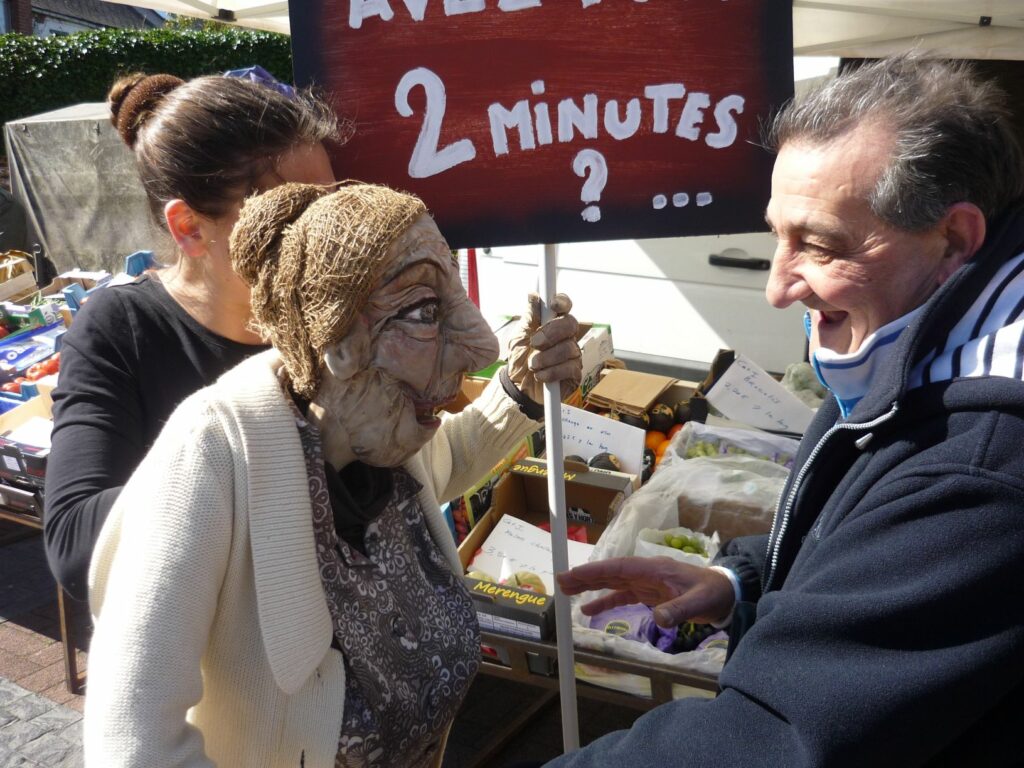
{"left": 0, "top": 27, "right": 292, "bottom": 135}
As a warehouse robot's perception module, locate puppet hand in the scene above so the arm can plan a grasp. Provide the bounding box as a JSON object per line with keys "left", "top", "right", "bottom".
{"left": 557, "top": 556, "right": 736, "bottom": 627}
{"left": 506, "top": 293, "right": 581, "bottom": 404}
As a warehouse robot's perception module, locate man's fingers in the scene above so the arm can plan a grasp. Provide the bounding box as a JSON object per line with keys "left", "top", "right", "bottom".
{"left": 578, "top": 590, "right": 638, "bottom": 617}
{"left": 652, "top": 596, "right": 696, "bottom": 627}
{"left": 556, "top": 557, "right": 664, "bottom": 594}
{"left": 653, "top": 571, "right": 736, "bottom": 627}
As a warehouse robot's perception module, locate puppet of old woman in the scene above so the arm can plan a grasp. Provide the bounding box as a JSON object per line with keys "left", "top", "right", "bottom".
{"left": 83, "top": 182, "right": 582, "bottom": 768}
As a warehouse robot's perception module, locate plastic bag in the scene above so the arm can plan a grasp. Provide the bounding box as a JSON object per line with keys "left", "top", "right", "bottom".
{"left": 635, "top": 526, "right": 719, "bottom": 566}
{"left": 568, "top": 422, "right": 796, "bottom": 697}
{"left": 674, "top": 420, "right": 800, "bottom": 470}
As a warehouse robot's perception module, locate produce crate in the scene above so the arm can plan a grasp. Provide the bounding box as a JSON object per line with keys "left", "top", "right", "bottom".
{"left": 0, "top": 254, "right": 36, "bottom": 304}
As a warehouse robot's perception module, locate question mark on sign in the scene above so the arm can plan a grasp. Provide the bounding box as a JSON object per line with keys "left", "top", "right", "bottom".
{"left": 573, "top": 149, "right": 608, "bottom": 223}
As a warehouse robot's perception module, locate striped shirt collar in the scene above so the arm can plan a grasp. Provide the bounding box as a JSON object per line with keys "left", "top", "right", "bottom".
{"left": 910, "top": 249, "right": 1024, "bottom": 388}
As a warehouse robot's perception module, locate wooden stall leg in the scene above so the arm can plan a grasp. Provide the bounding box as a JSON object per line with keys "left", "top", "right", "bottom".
{"left": 57, "top": 587, "right": 85, "bottom": 695}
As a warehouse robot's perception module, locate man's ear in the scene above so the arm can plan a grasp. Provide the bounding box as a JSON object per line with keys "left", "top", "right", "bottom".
{"left": 164, "top": 199, "right": 208, "bottom": 258}
{"left": 937, "top": 202, "right": 987, "bottom": 285}
{"left": 323, "top": 318, "right": 371, "bottom": 382}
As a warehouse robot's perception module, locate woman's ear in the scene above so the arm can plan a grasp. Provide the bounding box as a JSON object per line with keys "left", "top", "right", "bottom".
{"left": 938, "top": 202, "right": 987, "bottom": 285}
{"left": 323, "top": 317, "right": 372, "bottom": 382}
{"left": 164, "top": 199, "right": 208, "bottom": 258}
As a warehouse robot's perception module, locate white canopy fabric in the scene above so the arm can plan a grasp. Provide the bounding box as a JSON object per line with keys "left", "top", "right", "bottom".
{"left": 793, "top": 0, "right": 1024, "bottom": 60}
{"left": 101, "top": 0, "right": 1024, "bottom": 60}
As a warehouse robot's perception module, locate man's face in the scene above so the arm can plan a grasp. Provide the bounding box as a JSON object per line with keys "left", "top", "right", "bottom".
{"left": 316, "top": 214, "right": 500, "bottom": 467}
{"left": 764, "top": 124, "right": 955, "bottom": 354}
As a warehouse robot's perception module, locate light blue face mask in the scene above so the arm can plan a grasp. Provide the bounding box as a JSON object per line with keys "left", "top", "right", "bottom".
{"left": 803, "top": 308, "right": 921, "bottom": 418}
{"left": 803, "top": 310, "right": 829, "bottom": 390}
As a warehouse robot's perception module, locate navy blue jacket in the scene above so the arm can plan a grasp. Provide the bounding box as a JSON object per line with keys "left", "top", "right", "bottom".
{"left": 546, "top": 207, "right": 1024, "bottom": 767}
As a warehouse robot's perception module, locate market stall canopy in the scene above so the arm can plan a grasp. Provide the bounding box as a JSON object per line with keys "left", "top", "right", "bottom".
{"left": 792, "top": 0, "right": 1024, "bottom": 60}
{"left": 100, "top": 0, "right": 1024, "bottom": 60}
{"left": 110, "top": 0, "right": 289, "bottom": 33}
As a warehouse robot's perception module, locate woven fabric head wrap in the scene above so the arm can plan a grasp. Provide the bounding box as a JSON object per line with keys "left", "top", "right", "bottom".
{"left": 231, "top": 182, "right": 428, "bottom": 398}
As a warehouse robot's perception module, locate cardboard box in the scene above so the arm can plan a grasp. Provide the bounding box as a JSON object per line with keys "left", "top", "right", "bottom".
{"left": 0, "top": 255, "right": 36, "bottom": 304}
{"left": 456, "top": 459, "right": 629, "bottom": 656}
{"left": 505, "top": 457, "right": 633, "bottom": 536}
{"left": 460, "top": 457, "right": 630, "bottom": 559}
{"left": 39, "top": 269, "right": 111, "bottom": 297}
{"left": 463, "top": 576, "right": 555, "bottom": 641}
{"left": 462, "top": 438, "right": 531, "bottom": 526}
{"left": 0, "top": 388, "right": 53, "bottom": 490}
{"left": 577, "top": 324, "right": 614, "bottom": 399}
{"left": 586, "top": 367, "right": 705, "bottom": 422}
{"left": 0, "top": 480, "right": 43, "bottom": 517}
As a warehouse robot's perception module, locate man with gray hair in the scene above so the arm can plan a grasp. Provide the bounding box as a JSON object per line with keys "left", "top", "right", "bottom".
{"left": 546, "top": 55, "right": 1024, "bottom": 765}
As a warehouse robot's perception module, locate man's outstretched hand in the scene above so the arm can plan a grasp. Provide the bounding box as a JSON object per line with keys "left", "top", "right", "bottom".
{"left": 556, "top": 556, "right": 735, "bottom": 627}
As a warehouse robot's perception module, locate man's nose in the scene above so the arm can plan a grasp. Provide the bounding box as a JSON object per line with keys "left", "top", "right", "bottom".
{"left": 765, "top": 247, "right": 808, "bottom": 308}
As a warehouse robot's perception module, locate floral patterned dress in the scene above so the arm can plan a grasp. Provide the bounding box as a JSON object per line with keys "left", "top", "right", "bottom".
{"left": 293, "top": 409, "right": 480, "bottom": 768}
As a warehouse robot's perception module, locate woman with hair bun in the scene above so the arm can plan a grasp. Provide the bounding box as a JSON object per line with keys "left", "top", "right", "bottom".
{"left": 44, "top": 72, "right": 340, "bottom": 600}
{"left": 84, "top": 182, "right": 580, "bottom": 768}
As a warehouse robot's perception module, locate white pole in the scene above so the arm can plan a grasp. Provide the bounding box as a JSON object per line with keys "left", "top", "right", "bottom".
{"left": 540, "top": 242, "right": 580, "bottom": 752}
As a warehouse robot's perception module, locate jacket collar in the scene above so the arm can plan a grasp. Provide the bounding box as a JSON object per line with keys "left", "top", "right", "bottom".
{"left": 217, "top": 350, "right": 333, "bottom": 695}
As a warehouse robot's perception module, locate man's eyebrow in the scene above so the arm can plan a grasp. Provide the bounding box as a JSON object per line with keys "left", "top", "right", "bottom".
{"left": 764, "top": 212, "right": 848, "bottom": 244}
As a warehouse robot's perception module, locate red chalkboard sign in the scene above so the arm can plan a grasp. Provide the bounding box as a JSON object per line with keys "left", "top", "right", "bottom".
{"left": 291, "top": 0, "right": 793, "bottom": 249}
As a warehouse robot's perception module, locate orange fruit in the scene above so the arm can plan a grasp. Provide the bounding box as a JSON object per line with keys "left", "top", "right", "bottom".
{"left": 644, "top": 431, "right": 667, "bottom": 451}
{"left": 668, "top": 423, "right": 684, "bottom": 440}
{"left": 656, "top": 439, "right": 672, "bottom": 458}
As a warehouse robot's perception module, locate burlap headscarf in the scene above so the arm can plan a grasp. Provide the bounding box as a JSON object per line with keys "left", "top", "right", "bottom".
{"left": 230, "top": 182, "right": 428, "bottom": 397}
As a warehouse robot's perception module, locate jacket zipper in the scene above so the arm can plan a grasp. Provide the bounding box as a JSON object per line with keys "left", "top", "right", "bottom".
{"left": 763, "top": 402, "right": 899, "bottom": 592}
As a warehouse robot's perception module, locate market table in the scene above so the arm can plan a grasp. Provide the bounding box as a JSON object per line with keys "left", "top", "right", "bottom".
{"left": 465, "top": 630, "right": 719, "bottom": 768}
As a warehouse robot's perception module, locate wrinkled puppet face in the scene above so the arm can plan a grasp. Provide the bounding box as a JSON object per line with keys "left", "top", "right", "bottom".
{"left": 316, "top": 214, "right": 499, "bottom": 467}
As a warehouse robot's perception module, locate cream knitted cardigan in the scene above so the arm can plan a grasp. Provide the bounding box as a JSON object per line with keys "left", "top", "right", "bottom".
{"left": 84, "top": 349, "right": 537, "bottom": 768}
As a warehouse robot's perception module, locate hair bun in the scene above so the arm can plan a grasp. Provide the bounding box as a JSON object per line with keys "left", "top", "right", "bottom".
{"left": 109, "top": 73, "right": 184, "bottom": 149}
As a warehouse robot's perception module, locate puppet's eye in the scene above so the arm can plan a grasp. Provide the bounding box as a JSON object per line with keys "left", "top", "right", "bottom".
{"left": 396, "top": 298, "right": 440, "bottom": 324}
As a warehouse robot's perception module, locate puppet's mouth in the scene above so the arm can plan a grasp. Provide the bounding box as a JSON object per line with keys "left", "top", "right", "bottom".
{"left": 413, "top": 397, "right": 455, "bottom": 425}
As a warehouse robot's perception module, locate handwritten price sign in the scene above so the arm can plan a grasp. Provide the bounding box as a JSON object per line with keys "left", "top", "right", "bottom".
{"left": 291, "top": 0, "right": 792, "bottom": 248}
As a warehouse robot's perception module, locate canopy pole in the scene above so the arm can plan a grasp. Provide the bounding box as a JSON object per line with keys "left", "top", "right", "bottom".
{"left": 540, "top": 242, "right": 580, "bottom": 753}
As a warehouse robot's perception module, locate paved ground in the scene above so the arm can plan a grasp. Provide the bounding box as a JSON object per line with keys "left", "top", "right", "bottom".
{"left": 0, "top": 525, "right": 639, "bottom": 767}
{"left": 0, "top": 525, "right": 86, "bottom": 768}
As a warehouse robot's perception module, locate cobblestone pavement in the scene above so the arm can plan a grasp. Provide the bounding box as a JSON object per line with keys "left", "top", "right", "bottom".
{"left": 0, "top": 679, "right": 82, "bottom": 768}
{"left": 0, "top": 527, "right": 638, "bottom": 768}
{"left": 0, "top": 528, "right": 85, "bottom": 768}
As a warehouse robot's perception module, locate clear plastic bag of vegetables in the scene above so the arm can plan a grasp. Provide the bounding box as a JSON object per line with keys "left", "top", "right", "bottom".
{"left": 568, "top": 422, "right": 797, "bottom": 696}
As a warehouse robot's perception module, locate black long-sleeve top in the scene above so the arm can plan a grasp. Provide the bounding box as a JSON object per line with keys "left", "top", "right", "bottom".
{"left": 43, "top": 275, "right": 267, "bottom": 600}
